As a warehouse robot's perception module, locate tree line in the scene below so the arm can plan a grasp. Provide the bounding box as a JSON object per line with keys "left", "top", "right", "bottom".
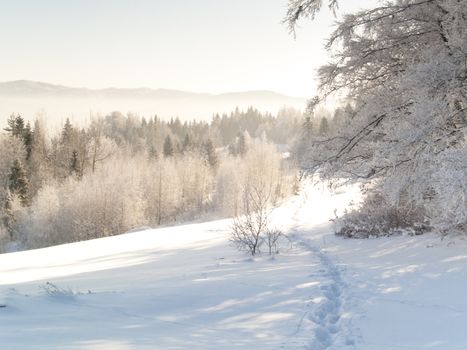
{"left": 0, "top": 107, "right": 310, "bottom": 251}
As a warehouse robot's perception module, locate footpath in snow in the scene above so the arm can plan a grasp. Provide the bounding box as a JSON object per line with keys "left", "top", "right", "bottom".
{"left": 1, "top": 181, "right": 467, "bottom": 349}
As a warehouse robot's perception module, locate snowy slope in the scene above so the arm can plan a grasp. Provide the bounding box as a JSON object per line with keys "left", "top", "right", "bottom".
{"left": 1, "top": 181, "right": 467, "bottom": 349}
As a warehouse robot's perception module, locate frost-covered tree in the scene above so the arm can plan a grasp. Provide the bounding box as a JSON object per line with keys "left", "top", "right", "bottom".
{"left": 318, "top": 117, "right": 329, "bottom": 136}
{"left": 1, "top": 106, "right": 299, "bottom": 249}
{"left": 216, "top": 137, "right": 287, "bottom": 217}
{"left": 178, "top": 154, "right": 213, "bottom": 215}
{"left": 163, "top": 135, "right": 174, "bottom": 158}
{"left": 230, "top": 183, "right": 271, "bottom": 256}
{"left": 9, "top": 159, "right": 29, "bottom": 207}
{"left": 229, "top": 139, "right": 288, "bottom": 255}
{"left": 294, "top": 0, "right": 467, "bottom": 235}
{"left": 2, "top": 191, "right": 14, "bottom": 240}
{"left": 27, "top": 119, "right": 50, "bottom": 197}
{"left": 284, "top": 0, "right": 339, "bottom": 34}
{"left": 24, "top": 158, "right": 147, "bottom": 246}
{"left": 142, "top": 158, "right": 180, "bottom": 226}
{"left": 203, "top": 139, "right": 218, "bottom": 170}
{"left": 69, "top": 150, "right": 81, "bottom": 176}
{"left": 294, "top": 115, "right": 314, "bottom": 169}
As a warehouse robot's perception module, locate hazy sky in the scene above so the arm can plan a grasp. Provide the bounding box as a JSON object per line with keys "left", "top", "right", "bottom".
{"left": 0, "top": 0, "right": 377, "bottom": 98}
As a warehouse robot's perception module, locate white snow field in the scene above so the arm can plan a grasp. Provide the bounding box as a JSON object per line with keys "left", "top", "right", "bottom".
{"left": 1, "top": 182, "right": 467, "bottom": 350}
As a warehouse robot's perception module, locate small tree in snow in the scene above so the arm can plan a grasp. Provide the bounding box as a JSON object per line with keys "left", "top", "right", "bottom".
{"left": 230, "top": 184, "right": 284, "bottom": 256}
{"left": 230, "top": 184, "right": 270, "bottom": 256}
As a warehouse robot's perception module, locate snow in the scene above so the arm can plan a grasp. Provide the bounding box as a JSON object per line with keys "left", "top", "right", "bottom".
{"left": 1, "top": 181, "right": 467, "bottom": 349}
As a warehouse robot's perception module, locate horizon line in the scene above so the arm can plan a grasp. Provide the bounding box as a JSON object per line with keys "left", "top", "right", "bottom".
{"left": 0, "top": 79, "right": 308, "bottom": 100}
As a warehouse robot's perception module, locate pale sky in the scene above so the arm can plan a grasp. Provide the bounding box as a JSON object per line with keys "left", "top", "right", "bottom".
{"left": 0, "top": 0, "right": 377, "bottom": 98}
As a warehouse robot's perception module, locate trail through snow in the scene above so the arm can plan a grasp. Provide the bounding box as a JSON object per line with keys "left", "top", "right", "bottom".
{"left": 1, "top": 181, "right": 467, "bottom": 349}
{"left": 282, "top": 183, "right": 359, "bottom": 350}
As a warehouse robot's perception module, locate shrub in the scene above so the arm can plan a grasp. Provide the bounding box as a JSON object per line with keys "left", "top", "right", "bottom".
{"left": 335, "top": 192, "right": 430, "bottom": 238}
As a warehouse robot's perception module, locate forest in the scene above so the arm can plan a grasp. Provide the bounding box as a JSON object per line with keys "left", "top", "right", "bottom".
{"left": 0, "top": 106, "right": 340, "bottom": 251}
{"left": 1, "top": 0, "right": 465, "bottom": 253}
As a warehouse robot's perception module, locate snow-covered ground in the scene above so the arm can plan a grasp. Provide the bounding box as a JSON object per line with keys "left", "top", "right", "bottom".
{"left": 1, "top": 181, "right": 467, "bottom": 349}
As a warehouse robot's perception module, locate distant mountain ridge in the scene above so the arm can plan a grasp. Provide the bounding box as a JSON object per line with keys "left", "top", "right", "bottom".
{"left": 0, "top": 80, "right": 305, "bottom": 101}
{"left": 0, "top": 80, "right": 306, "bottom": 127}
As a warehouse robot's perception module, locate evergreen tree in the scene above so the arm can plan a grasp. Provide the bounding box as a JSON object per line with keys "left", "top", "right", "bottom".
{"left": 148, "top": 145, "right": 159, "bottom": 160}
{"left": 23, "top": 122, "right": 33, "bottom": 160}
{"left": 302, "top": 116, "right": 313, "bottom": 139}
{"left": 295, "top": 115, "right": 314, "bottom": 167}
{"left": 61, "top": 118, "right": 74, "bottom": 145}
{"left": 4, "top": 114, "right": 25, "bottom": 138}
{"left": 237, "top": 133, "right": 247, "bottom": 157}
{"left": 203, "top": 139, "right": 218, "bottom": 169}
{"left": 228, "top": 142, "right": 237, "bottom": 156}
{"left": 319, "top": 117, "right": 329, "bottom": 136}
{"left": 163, "top": 135, "right": 174, "bottom": 158}
{"left": 9, "top": 159, "right": 29, "bottom": 206}
{"left": 70, "top": 150, "right": 81, "bottom": 177}
{"left": 2, "top": 191, "right": 14, "bottom": 240}
{"left": 28, "top": 119, "right": 49, "bottom": 196}
{"left": 182, "top": 134, "right": 193, "bottom": 154}
{"left": 4, "top": 114, "right": 16, "bottom": 134}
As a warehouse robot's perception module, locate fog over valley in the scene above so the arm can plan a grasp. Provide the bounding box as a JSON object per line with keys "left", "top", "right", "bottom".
{"left": 0, "top": 80, "right": 305, "bottom": 129}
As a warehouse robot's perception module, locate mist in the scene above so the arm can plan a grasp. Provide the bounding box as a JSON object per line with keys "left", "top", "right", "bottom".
{"left": 0, "top": 81, "right": 305, "bottom": 131}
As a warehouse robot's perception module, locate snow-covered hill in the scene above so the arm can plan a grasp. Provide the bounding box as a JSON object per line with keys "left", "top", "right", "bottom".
{"left": 1, "top": 182, "right": 467, "bottom": 349}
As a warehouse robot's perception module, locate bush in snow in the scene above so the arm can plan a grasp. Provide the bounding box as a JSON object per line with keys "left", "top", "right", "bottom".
{"left": 335, "top": 191, "right": 430, "bottom": 239}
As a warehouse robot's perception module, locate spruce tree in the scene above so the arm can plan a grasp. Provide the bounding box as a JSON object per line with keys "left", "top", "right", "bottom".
{"left": 8, "top": 159, "right": 29, "bottom": 206}
{"left": 61, "top": 118, "right": 74, "bottom": 145}
{"left": 23, "top": 122, "right": 33, "bottom": 160}
{"left": 70, "top": 150, "right": 81, "bottom": 177}
{"left": 319, "top": 117, "right": 329, "bottom": 136}
{"left": 203, "top": 139, "right": 218, "bottom": 169}
{"left": 15, "top": 115, "right": 25, "bottom": 137}
{"left": 4, "top": 114, "right": 25, "bottom": 138}
{"left": 295, "top": 115, "right": 314, "bottom": 167}
{"left": 302, "top": 116, "right": 313, "bottom": 139}
{"left": 237, "top": 133, "right": 247, "bottom": 157}
{"left": 4, "top": 114, "right": 16, "bottom": 134}
{"left": 2, "top": 191, "right": 14, "bottom": 240}
{"left": 148, "top": 145, "right": 159, "bottom": 160}
{"left": 228, "top": 142, "right": 237, "bottom": 156}
{"left": 182, "top": 134, "right": 193, "bottom": 154}
{"left": 163, "top": 135, "right": 174, "bottom": 157}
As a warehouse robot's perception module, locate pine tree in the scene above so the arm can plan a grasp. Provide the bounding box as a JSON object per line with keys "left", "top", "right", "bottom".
{"left": 28, "top": 119, "right": 49, "bottom": 196}
{"left": 228, "top": 142, "right": 237, "bottom": 156}
{"left": 23, "top": 122, "right": 33, "bottom": 160}
{"left": 9, "top": 159, "right": 29, "bottom": 206}
{"left": 61, "top": 118, "right": 74, "bottom": 145}
{"left": 302, "top": 116, "right": 313, "bottom": 139}
{"left": 4, "top": 114, "right": 16, "bottom": 134}
{"left": 295, "top": 115, "right": 314, "bottom": 167}
{"left": 203, "top": 139, "right": 218, "bottom": 169}
{"left": 70, "top": 150, "right": 81, "bottom": 177}
{"left": 148, "top": 145, "right": 159, "bottom": 160}
{"left": 2, "top": 191, "right": 14, "bottom": 240}
{"left": 182, "top": 134, "right": 193, "bottom": 154}
{"left": 237, "top": 133, "right": 247, "bottom": 157}
{"left": 163, "top": 135, "right": 174, "bottom": 158}
{"left": 4, "top": 114, "right": 25, "bottom": 138}
{"left": 319, "top": 117, "right": 329, "bottom": 136}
